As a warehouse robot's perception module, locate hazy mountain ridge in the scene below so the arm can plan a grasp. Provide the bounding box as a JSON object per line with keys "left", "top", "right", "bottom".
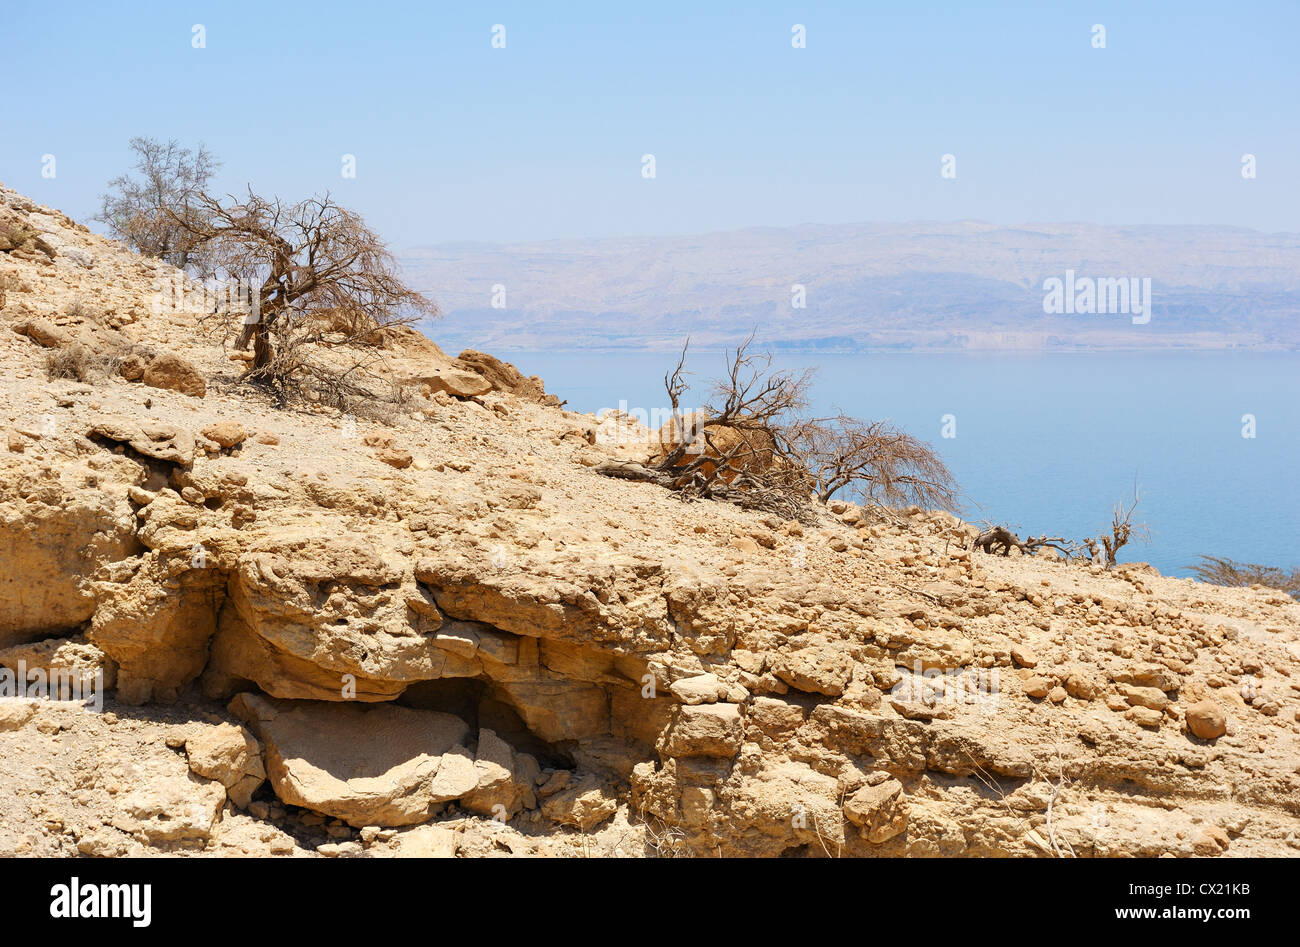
{"left": 400, "top": 222, "right": 1300, "bottom": 352}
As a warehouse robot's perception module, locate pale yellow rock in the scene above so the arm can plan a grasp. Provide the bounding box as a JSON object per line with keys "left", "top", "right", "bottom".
{"left": 230, "top": 692, "right": 476, "bottom": 827}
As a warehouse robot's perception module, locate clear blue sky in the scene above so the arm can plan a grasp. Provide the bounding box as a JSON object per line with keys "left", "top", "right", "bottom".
{"left": 2, "top": 0, "right": 1296, "bottom": 246}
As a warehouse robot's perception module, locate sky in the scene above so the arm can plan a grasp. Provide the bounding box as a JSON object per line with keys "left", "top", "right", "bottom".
{"left": 2, "top": 0, "right": 1297, "bottom": 247}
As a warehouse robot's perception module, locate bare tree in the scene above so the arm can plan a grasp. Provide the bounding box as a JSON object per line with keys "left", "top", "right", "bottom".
{"left": 970, "top": 483, "right": 1148, "bottom": 565}
{"left": 173, "top": 188, "right": 437, "bottom": 404}
{"left": 1189, "top": 556, "right": 1300, "bottom": 599}
{"left": 654, "top": 334, "right": 813, "bottom": 505}
{"left": 1083, "top": 484, "right": 1149, "bottom": 567}
{"left": 96, "top": 137, "right": 219, "bottom": 269}
{"left": 598, "top": 334, "right": 957, "bottom": 521}
{"left": 783, "top": 413, "right": 958, "bottom": 510}
{"left": 970, "top": 525, "right": 1078, "bottom": 558}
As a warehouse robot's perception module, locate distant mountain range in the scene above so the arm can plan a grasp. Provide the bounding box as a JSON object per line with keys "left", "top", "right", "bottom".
{"left": 399, "top": 221, "right": 1300, "bottom": 353}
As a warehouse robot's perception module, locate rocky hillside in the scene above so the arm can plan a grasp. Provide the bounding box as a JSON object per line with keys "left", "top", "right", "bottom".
{"left": 1, "top": 182, "right": 1298, "bottom": 858}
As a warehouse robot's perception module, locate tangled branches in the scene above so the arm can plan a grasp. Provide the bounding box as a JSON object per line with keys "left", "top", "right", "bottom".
{"left": 972, "top": 484, "right": 1150, "bottom": 568}
{"left": 599, "top": 333, "right": 957, "bottom": 521}
{"left": 1189, "top": 556, "right": 1300, "bottom": 599}
{"left": 170, "top": 188, "right": 437, "bottom": 406}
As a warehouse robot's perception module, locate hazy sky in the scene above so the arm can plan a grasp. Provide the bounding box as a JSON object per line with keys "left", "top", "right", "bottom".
{"left": 2, "top": 1, "right": 1296, "bottom": 246}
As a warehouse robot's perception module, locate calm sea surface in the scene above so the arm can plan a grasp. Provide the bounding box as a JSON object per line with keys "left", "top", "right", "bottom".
{"left": 506, "top": 351, "right": 1299, "bottom": 579}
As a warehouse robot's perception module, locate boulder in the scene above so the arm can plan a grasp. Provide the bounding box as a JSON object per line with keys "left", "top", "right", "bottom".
{"left": 459, "top": 728, "right": 538, "bottom": 818}
{"left": 411, "top": 366, "right": 491, "bottom": 399}
{"left": 454, "top": 350, "right": 558, "bottom": 405}
{"left": 375, "top": 447, "right": 413, "bottom": 469}
{"left": 185, "top": 722, "right": 266, "bottom": 808}
{"left": 1010, "top": 644, "right": 1038, "bottom": 668}
{"left": 142, "top": 352, "right": 206, "bottom": 398}
{"left": 0, "top": 700, "right": 37, "bottom": 731}
{"left": 661, "top": 703, "right": 744, "bottom": 758}
{"left": 87, "top": 419, "right": 194, "bottom": 466}
{"left": 119, "top": 353, "right": 147, "bottom": 381}
{"left": 13, "top": 318, "right": 70, "bottom": 348}
{"left": 540, "top": 774, "right": 618, "bottom": 831}
{"left": 200, "top": 422, "right": 246, "bottom": 449}
{"left": 229, "top": 693, "right": 478, "bottom": 827}
{"left": 1186, "top": 700, "right": 1227, "bottom": 740}
{"left": 772, "top": 646, "right": 853, "bottom": 696}
{"left": 670, "top": 672, "right": 726, "bottom": 705}
{"left": 843, "top": 778, "right": 909, "bottom": 843}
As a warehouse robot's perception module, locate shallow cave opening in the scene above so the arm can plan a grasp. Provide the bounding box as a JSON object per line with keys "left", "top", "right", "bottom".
{"left": 397, "top": 677, "right": 572, "bottom": 769}
{"left": 85, "top": 435, "right": 178, "bottom": 491}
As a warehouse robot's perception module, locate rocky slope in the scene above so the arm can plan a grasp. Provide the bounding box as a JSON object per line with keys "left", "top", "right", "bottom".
{"left": 1, "top": 182, "right": 1298, "bottom": 858}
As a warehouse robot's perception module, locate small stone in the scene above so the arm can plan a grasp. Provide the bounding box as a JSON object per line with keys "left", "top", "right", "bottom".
{"left": 317, "top": 841, "right": 363, "bottom": 858}
{"left": 1065, "top": 671, "right": 1099, "bottom": 701}
{"left": 1129, "top": 706, "right": 1164, "bottom": 728}
{"left": 1010, "top": 644, "right": 1038, "bottom": 669}
{"left": 1022, "top": 676, "right": 1052, "bottom": 699}
{"left": 1121, "top": 684, "right": 1169, "bottom": 711}
{"left": 843, "top": 778, "right": 908, "bottom": 843}
{"left": 375, "top": 447, "right": 413, "bottom": 469}
{"left": 127, "top": 486, "right": 155, "bottom": 505}
{"left": 200, "top": 421, "right": 246, "bottom": 448}
{"left": 1193, "top": 826, "right": 1230, "bottom": 856}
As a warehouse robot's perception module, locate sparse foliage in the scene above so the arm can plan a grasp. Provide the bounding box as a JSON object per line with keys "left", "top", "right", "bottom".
{"left": 0, "top": 215, "right": 55, "bottom": 260}
{"left": 599, "top": 333, "right": 957, "bottom": 520}
{"left": 783, "top": 413, "right": 958, "bottom": 510}
{"left": 64, "top": 297, "right": 101, "bottom": 322}
{"left": 971, "top": 525, "right": 1077, "bottom": 558}
{"left": 1083, "top": 485, "right": 1149, "bottom": 567}
{"left": 96, "top": 137, "right": 219, "bottom": 269}
{"left": 1189, "top": 556, "right": 1300, "bottom": 599}
{"left": 971, "top": 483, "right": 1149, "bottom": 568}
{"left": 44, "top": 345, "right": 120, "bottom": 383}
{"left": 653, "top": 334, "right": 813, "bottom": 512}
{"left": 170, "top": 188, "right": 438, "bottom": 406}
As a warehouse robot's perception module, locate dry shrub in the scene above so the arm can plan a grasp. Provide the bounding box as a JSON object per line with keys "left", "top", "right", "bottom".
{"left": 64, "top": 297, "right": 102, "bottom": 322}
{"left": 170, "top": 188, "right": 438, "bottom": 408}
{"left": 44, "top": 345, "right": 122, "bottom": 383}
{"left": 0, "top": 217, "right": 35, "bottom": 250}
{"left": 1189, "top": 556, "right": 1300, "bottom": 599}
{"left": 640, "top": 333, "right": 954, "bottom": 519}
{"left": 784, "top": 414, "right": 958, "bottom": 510}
